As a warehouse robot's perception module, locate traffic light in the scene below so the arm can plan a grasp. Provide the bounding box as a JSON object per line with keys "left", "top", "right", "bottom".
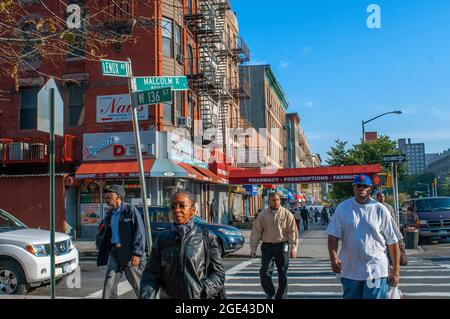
{"left": 373, "top": 173, "right": 388, "bottom": 188}
{"left": 387, "top": 172, "right": 393, "bottom": 188}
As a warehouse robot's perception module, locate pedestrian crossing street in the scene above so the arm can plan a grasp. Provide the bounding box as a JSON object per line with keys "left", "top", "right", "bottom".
{"left": 225, "top": 257, "right": 450, "bottom": 299}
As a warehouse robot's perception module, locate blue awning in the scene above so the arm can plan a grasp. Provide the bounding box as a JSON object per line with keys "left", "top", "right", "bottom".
{"left": 150, "top": 159, "right": 189, "bottom": 178}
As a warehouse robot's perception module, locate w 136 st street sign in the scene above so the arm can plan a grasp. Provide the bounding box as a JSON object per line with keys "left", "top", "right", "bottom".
{"left": 132, "top": 87, "right": 172, "bottom": 106}
{"left": 134, "top": 76, "right": 188, "bottom": 92}
{"left": 382, "top": 154, "right": 406, "bottom": 163}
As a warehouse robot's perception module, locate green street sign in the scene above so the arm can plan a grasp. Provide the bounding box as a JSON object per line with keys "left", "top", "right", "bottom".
{"left": 132, "top": 87, "right": 172, "bottom": 106}
{"left": 134, "top": 76, "right": 188, "bottom": 92}
{"left": 101, "top": 59, "right": 129, "bottom": 77}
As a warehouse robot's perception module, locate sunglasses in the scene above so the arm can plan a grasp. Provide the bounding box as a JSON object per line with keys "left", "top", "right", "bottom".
{"left": 170, "top": 203, "right": 191, "bottom": 210}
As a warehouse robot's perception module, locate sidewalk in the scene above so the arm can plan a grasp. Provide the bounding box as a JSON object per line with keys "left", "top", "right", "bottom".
{"left": 74, "top": 223, "right": 423, "bottom": 258}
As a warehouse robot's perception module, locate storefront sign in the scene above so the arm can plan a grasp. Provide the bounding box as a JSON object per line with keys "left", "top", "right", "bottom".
{"left": 97, "top": 94, "right": 149, "bottom": 123}
{"left": 232, "top": 174, "right": 371, "bottom": 185}
{"left": 83, "top": 131, "right": 157, "bottom": 161}
{"left": 244, "top": 185, "right": 258, "bottom": 196}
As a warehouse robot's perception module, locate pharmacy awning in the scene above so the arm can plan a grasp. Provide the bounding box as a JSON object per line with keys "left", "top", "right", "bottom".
{"left": 228, "top": 164, "right": 382, "bottom": 185}
{"left": 75, "top": 160, "right": 155, "bottom": 179}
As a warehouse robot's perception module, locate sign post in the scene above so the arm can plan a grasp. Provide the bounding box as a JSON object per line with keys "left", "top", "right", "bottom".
{"left": 37, "top": 77, "right": 64, "bottom": 299}
{"left": 383, "top": 154, "right": 406, "bottom": 226}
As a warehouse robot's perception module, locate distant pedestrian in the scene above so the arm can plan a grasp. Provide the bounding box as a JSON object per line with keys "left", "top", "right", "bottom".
{"left": 250, "top": 192, "right": 298, "bottom": 299}
{"left": 376, "top": 192, "right": 396, "bottom": 225}
{"left": 321, "top": 207, "right": 330, "bottom": 225}
{"left": 308, "top": 208, "right": 314, "bottom": 223}
{"left": 326, "top": 175, "right": 403, "bottom": 299}
{"left": 140, "top": 191, "right": 225, "bottom": 299}
{"left": 291, "top": 203, "right": 301, "bottom": 231}
{"left": 314, "top": 208, "right": 320, "bottom": 223}
{"left": 209, "top": 198, "right": 217, "bottom": 224}
{"left": 300, "top": 206, "right": 309, "bottom": 231}
{"left": 97, "top": 185, "right": 146, "bottom": 299}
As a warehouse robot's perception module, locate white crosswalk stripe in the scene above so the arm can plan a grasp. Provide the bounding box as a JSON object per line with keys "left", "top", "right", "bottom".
{"left": 225, "top": 257, "right": 450, "bottom": 299}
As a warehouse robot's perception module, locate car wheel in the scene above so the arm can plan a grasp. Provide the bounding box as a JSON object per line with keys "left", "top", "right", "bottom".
{"left": 0, "top": 260, "right": 27, "bottom": 295}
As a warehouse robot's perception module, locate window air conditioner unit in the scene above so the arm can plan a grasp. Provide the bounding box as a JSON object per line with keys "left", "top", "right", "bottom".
{"left": 176, "top": 54, "right": 184, "bottom": 65}
{"left": 178, "top": 117, "right": 192, "bottom": 128}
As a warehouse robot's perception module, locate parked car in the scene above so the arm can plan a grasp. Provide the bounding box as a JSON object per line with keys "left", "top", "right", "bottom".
{"left": 137, "top": 206, "right": 245, "bottom": 256}
{"left": 400, "top": 197, "right": 450, "bottom": 244}
{"left": 0, "top": 208, "right": 79, "bottom": 295}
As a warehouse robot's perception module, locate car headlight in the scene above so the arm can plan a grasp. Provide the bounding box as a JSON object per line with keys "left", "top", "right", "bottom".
{"left": 67, "top": 239, "right": 74, "bottom": 252}
{"left": 25, "top": 244, "right": 50, "bottom": 257}
{"left": 217, "top": 228, "right": 241, "bottom": 236}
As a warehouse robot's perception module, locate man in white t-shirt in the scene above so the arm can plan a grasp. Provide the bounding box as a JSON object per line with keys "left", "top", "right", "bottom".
{"left": 326, "top": 174, "right": 403, "bottom": 299}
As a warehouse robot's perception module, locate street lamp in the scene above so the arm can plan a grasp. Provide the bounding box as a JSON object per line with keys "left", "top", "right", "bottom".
{"left": 418, "top": 182, "right": 430, "bottom": 197}
{"left": 362, "top": 111, "right": 402, "bottom": 142}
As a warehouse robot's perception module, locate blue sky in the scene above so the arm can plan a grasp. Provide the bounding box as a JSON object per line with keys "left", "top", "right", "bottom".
{"left": 232, "top": 0, "right": 450, "bottom": 161}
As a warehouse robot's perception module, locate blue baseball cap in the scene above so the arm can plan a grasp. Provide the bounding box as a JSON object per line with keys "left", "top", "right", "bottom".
{"left": 352, "top": 174, "right": 372, "bottom": 187}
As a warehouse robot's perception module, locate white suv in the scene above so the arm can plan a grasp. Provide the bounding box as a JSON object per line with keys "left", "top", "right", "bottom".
{"left": 0, "top": 208, "right": 79, "bottom": 295}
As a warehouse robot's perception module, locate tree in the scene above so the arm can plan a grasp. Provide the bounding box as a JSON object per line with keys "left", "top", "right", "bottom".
{"left": 398, "top": 171, "right": 436, "bottom": 197}
{"left": 326, "top": 136, "right": 401, "bottom": 203}
{"left": 0, "top": 1, "right": 158, "bottom": 89}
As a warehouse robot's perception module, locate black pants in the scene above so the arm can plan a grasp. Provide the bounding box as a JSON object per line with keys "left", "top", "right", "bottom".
{"left": 302, "top": 218, "right": 309, "bottom": 230}
{"left": 260, "top": 242, "right": 290, "bottom": 299}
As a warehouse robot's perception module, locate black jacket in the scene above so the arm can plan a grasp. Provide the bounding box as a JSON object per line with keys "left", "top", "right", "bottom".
{"left": 97, "top": 202, "right": 146, "bottom": 266}
{"left": 140, "top": 223, "right": 225, "bottom": 299}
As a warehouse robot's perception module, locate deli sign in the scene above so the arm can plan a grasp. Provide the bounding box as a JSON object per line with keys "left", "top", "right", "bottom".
{"left": 97, "top": 94, "right": 149, "bottom": 123}
{"left": 83, "top": 131, "right": 157, "bottom": 161}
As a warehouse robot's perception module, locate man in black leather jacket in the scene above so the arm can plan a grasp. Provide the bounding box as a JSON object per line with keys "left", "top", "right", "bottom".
{"left": 140, "top": 191, "right": 225, "bottom": 299}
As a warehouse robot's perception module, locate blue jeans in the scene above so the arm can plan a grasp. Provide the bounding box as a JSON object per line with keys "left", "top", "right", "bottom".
{"left": 340, "top": 277, "right": 389, "bottom": 299}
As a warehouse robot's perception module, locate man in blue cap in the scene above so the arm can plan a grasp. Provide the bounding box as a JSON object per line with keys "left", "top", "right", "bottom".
{"left": 326, "top": 174, "right": 403, "bottom": 299}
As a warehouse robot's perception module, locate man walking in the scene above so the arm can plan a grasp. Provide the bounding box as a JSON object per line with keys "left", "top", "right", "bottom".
{"left": 97, "top": 185, "right": 146, "bottom": 299}
{"left": 250, "top": 192, "right": 298, "bottom": 299}
{"left": 291, "top": 202, "right": 301, "bottom": 231}
{"left": 300, "top": 205, "right": 309, "bottom": 231}
{"left": 327, "top": 175, "right": 403, "bottom": 299}
{"left": 376, "top": 192, "right": 396, "bottom": 224}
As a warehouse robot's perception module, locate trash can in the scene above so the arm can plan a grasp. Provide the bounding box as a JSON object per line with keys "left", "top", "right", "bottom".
{"left": 404, "top": 228, "right": 419, "bottom": 249}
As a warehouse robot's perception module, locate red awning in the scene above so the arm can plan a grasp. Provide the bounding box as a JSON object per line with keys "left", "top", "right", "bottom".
{"left": 177, "top": 163, "right": 211, "bottom": 183}
{"left": 194, "top": 166, "right": 227, "bottom": 184}
{"left": 75, "top": 160, "right": 155, "bottom": 179}
{"left": 228, "top": 164, "right": 382, "bottom": 185}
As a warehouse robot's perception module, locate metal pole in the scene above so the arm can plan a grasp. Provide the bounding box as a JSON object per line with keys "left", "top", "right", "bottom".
{"left": 427, "top": 184, "right": 430, "bottom": 197}
{"left": 126, "top": 58, "right": 153, "bottom": 255}
{"left": 435, "top": 178, "right": 438, "bottom": 197}
{"left": 392, "top": 162, "right": 400, "bottom": 226}
{"left": 49, "top": 88, "right": 56, "bottom": 299}
{"left": 362, "top": 120, "right": 365, "bottom": 142}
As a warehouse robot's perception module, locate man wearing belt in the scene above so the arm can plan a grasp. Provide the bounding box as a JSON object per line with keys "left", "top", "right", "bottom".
{"left": 96, "top": 185, "right": 146, "bottom": 299}
{"left": 250, "top": 192, "right": 298, "bottom": 299}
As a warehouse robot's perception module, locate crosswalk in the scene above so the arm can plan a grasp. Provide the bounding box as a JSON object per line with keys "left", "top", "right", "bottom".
{"left": 225, "top": 257, "right": 450, "bottom": 299}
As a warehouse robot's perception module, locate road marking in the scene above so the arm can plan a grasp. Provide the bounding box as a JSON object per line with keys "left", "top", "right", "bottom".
{"left": 225, "top": 259, "right": 254, "bottom": 276}
{"left": 226, "top": 291, "right": 450, "bottom": 298}
{"left": 226, "top": 282, "right": 450, "bottom": 287}
{"left": 226, "top": 275, "right": 450, "bottom": 280}
{"left": 86, "top": 280, "right": 133, "bottom": 299}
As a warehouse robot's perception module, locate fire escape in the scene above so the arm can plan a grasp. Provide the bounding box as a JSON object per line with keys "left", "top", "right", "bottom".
{"left": 185, "top": 0, "right": 250, "bottom": 154}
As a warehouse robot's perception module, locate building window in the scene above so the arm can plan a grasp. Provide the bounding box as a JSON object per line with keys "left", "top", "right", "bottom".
{"left": 187, "top": 44, "right": 194, "bottom": 74}
{"left": 175, "top": 24, "right": 182, "bottom": 62}
{"left": 176, "top": 91, "right": 183, "bottom": 119}
{"left": 22, "top": 20, "right": 41, "bottom": 63}
{"left": 163, "top": 100, "right": 174, "bottom": 124}
{"left": 68, "top": 84, "right": 85, "bottom": 126}
{"left": 20, "top": 87, "right": 38, "bottom": 129}
{"left": 162, "top": 17, "right": 173, "bottom": 58}
{"left": 186, "top": 0, "right": 192, "bottom": 14}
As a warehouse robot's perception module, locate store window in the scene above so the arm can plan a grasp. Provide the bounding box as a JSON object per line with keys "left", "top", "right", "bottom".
{"left": 123, "top": 180, "right": 142, "bottom": 205}
{"left": 79, "top": 180, "right": 101, "bottom": 226}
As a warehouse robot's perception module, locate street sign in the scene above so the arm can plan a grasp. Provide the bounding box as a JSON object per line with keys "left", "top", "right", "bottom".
{"left": 134, "top": 76, "right": 188, "bottom": 92}
{"left": 37, "top": 77, "right": 64, "bottom": 136}
{"left": 101, "top": 59, "right": 129, "bottom": 77}
{"left": 382, "top": 154, "right": 406, "bottom": 163}
{"left": 132, "top": 87, "right": 172, "bottom": 106}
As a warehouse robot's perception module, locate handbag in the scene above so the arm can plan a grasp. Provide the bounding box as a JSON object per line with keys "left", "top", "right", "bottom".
{"left": 203, "top": 229, "right": 227, "bottom": 299}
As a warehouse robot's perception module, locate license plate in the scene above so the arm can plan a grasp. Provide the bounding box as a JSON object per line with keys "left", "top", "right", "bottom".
{"left": 63, "top": 263, "right": 72, "bottom": 273}
{"left": 438, "top": 230, "right": 447, "bottom": 235}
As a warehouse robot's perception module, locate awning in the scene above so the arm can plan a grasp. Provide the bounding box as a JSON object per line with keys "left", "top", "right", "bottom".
{"left": 177, "top": 162, "right": 211, "bottom": 182}
{"left": 194, "top": 166, "right": 227, "bottom": 184}
{"left": 150, "top": 159, "right": 189, "bottom": 178}
{"left": 229, "top": 164, "right": 382, "bottom": 185}
{"left": 75, "top": 160, "right": 155, "bottom": 179}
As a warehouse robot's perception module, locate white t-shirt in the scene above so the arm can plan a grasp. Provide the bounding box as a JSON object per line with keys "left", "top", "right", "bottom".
{"left": 326, "top": 198, "right": 403, "bottom": 281}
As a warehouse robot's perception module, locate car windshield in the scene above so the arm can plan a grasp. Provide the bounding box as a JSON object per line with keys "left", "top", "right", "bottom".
{"left": 0, "top": 209, "right": 28, "bottom": 233}
{"left": 136, "top": 206, "right": 172, "bottom": 223}
{"left": 415, "top": 198, "right": 450, "bottom": 212}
